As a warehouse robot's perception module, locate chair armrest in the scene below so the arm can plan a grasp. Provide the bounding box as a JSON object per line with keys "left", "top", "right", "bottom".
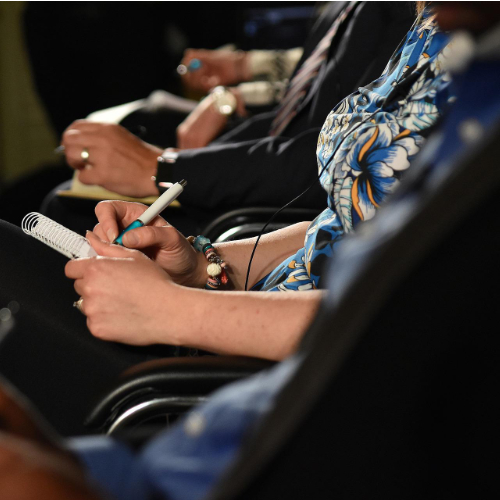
{"left": 85, "top": 355, "right": 275, "bottom": 432}
{"left": 202, "top": 207, "right": 321, "bottom": 242}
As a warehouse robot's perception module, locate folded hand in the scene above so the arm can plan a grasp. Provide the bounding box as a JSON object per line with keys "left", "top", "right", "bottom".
{"left": 61, "top": 121, "right": 161, "bottom": 198}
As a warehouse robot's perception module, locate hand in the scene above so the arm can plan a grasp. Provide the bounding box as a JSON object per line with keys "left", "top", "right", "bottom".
{"left": 180, "top": 49, "right": 251, "bottom": 93}
{"left": 61, "top": 121, "right": 162, "bottom": 198}
{"left": 93, "top": 201, "right": 206, "bottom": 287}
{"left": 176, "top": 88, "right": 246, "bottom": 149}
{"left": 65, "top": 238, "right": 187, "bottom": 345}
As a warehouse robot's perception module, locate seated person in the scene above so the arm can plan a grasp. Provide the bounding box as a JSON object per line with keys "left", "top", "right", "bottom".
{"left": 84, "top": 44, "right": 303, "bottom": 147}
{"left": 0, "top": 9, "right": 452, "bottom": 436}
{"left": 44, "top": 2, "right": 414, "bottom": 235}
{"left": 91, "top": 45, "right": 304, "bottom": 149}
{"left": 1, "top": 4, "right": 499, "bottom": 497}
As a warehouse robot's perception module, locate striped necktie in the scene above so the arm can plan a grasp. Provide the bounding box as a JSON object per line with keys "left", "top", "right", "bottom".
{"left": 269, "top": 2, "right": 357, "bottom": 137}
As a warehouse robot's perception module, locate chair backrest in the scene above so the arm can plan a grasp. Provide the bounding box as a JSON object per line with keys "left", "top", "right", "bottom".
{"left": 0, "top": 303, "right": 16, "bottom": 343}
{"left": 209, "top": 125, "right": 500, "bottom": 499}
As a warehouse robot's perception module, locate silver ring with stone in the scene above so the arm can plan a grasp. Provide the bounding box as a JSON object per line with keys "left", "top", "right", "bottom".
{"left": 80, "top": 148, "right": 90, "bottom": 162}
{"left": 73, "top": 297, "right": 84, "bottom": 314}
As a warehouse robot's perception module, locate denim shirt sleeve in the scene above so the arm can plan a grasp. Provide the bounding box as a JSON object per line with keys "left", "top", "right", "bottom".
{"left": 69, "top": 436, "right": 150, "bottom": 500}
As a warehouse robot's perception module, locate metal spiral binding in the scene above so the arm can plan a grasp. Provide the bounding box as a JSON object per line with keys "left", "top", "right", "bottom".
{"left": 21, "top": 212, "right": 94, "bottom": 259}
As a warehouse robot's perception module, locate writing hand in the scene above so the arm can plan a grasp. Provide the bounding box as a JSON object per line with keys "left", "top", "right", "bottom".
{"left": 93, "top": 202, "right": 206, "bottom": 287}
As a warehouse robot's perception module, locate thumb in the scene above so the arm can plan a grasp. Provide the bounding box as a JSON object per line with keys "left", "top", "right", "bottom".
{"left": 86, "top": 231, "right": 134, "bottom": 258}
{"left": 122, "top": 225, "right": 177, "bottom": 250}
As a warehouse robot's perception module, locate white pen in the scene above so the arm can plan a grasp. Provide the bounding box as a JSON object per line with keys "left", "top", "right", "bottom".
{"left": 113, "top": 179, "right": 187, "bottom": 245}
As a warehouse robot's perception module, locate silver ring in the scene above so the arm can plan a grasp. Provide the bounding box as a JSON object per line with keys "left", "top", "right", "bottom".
{"left": 73, "top": 297, "right": 84, "bottom": 314}
{"left": 177, "top": 64, "right": 188, "bottom": 75}
{"left": 81, "top": 148, "right": 90, "bottom": 162}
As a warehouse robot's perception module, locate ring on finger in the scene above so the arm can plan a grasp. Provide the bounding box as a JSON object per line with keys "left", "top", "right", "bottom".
{"left": 73, "top": 297, "right": 85, "bottom": 314}
{"left": 81, "top": 147, "right": 90, "bottom": 162}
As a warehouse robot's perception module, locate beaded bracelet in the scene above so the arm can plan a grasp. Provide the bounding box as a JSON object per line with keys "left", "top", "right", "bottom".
{"left": 188, "top": 235, "right": 229, "bottom": 290}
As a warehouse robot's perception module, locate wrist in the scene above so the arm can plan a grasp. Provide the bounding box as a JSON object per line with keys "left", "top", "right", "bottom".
{"left": 155, "top": 149, "right": 179, "bottom": 191}
{"left": 210, "top": 86, "right": 237, "bottom": 116}
{"left": 235, "top": 50, "right": 251, "bottom": 82}
{"left": 188, "top": 235, "right": 230, "bottom": 290}
{"left": 229, "top": 87, "right": 247, "bottom": 117}
{"left": 170, "top": 245, "right": 208, "bottom": 289}
{"left": 194, "top": 250, "right": 211, "bottom": 287}
{"left": 142, "top": 146, "right": 162, "bottom": 196}
{"left": 154, "top": 280, "right": 186, "bottom": 346}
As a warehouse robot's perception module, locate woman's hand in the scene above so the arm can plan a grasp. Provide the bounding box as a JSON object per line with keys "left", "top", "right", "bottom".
{"left": 65, "top": 240, "right": 185, "bottom": 346}
{"left": 93, "top": 201, "right": 206, "bottom": 287}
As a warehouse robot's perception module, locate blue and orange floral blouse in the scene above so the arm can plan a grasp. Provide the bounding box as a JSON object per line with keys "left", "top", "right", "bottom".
{"left": 254, "top": 21, "right": 453, "bottom": 292}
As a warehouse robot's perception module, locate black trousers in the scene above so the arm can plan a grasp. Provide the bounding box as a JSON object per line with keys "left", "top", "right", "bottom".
{"left": 0, "top": 220, "right": 177, "bottom": 436}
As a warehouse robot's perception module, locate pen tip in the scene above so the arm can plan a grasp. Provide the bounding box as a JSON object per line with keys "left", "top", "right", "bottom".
{"left": 179, "top": 179, "right": 187, "bottom": 187}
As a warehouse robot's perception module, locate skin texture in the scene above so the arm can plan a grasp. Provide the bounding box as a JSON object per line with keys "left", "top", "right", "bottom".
{"left": 177, "top": 88, "right": 246, "bottom": 149}
{"left": 63, "top": 200, "right": 322, "bottom": 360}
{"left": 180, "top": 49, "right": 252, "bottom": 93}
{"left": 61, "top": 121, "right": 161, "bottom": 197}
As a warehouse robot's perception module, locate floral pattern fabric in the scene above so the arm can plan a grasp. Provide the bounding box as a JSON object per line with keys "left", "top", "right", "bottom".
{"left": 254, "top": 21, "right": 453, "bottom": 292}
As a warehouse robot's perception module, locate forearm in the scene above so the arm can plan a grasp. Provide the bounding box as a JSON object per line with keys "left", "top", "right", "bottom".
{"left": 166, "top": 285, "right": 324, "bottom": 361}
{"left": 212, "top": 221, "right": 310, "bottom": 290}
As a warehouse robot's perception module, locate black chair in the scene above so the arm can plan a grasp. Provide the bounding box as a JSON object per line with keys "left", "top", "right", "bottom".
{"left": 85, "top": 205, "right": 319, "bottom": 436}
{"left": 203, "top": 207, "right": 321, "bottom": 242}
{"left": 86, "top": 355, "right": 275, "bottom": 436}
{"left": 0, "top": 302, "right": 17, "bottom": 343}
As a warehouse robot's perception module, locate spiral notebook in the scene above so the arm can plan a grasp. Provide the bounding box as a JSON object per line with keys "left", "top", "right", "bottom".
{"left": 22, "top": 213, "right": 97, "bottom": 259}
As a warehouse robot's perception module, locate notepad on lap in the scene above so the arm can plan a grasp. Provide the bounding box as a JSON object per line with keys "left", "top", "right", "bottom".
{"left": 56, "top": 175, "right": 161, "bottom": 204}
{"left": 22, "top": 213, "right": 97, "bottom": 259}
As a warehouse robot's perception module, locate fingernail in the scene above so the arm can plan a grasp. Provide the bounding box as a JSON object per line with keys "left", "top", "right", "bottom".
{"left": 124, "top": 232, "right": 138, "bottom": 246}
{"left": 107, "top": 229, "right": 117, "bottom": 242}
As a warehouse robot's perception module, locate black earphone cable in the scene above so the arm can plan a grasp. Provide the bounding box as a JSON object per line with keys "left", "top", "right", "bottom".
{"left": 243, "top": 105, "right": 382, "bottom": 291}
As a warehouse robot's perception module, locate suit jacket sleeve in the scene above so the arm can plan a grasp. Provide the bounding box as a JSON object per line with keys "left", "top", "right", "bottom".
{"left": 158, "top": 128, "right": 324, "bottom": 210}
{"left": 156, "top": 2, "right": 414, "bottom": 212}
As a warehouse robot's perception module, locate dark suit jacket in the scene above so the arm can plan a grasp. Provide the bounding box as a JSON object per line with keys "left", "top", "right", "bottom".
{"left": 160, "top": 2, "right": 414, "bottom": 211}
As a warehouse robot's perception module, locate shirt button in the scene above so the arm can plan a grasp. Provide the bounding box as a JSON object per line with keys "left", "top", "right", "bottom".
{"left": 184, "top": 412, "right": 206, "bottom": 437}
{"left": 458, "top": 119, "right": 483, "bottom": 144}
